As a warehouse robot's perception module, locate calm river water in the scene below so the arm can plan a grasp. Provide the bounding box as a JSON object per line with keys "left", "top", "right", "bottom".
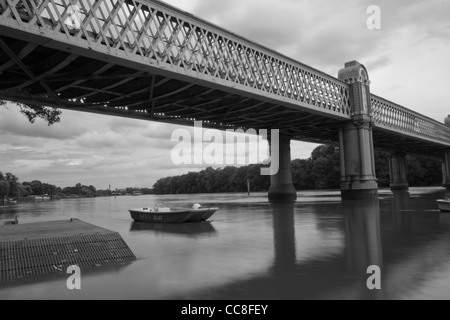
{"left": 1, "top": 187, "right": 450, "bottom": 300}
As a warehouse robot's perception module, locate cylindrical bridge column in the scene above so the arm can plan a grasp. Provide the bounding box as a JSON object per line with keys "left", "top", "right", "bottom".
{"left": 338, "top": 61, "right": 378, "bottom": 200}
{"left": 389, "top": 153, "right": 409, "bottom": 191}
{"left": 339, "top": 119, "right": 378, "bottom": 200}
{"left": 443, "top": 150, "right": 450, "bottom": 190}
{"left": 268, "top": 134, "right": 297, "bottom": 202}
{"left": 444, "top": 116, "right": 450, "bottom": 190}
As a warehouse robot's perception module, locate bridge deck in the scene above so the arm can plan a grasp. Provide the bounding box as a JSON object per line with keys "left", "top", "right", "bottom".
{"left": 0, "top": 0, "right": 449, "bottom": 154}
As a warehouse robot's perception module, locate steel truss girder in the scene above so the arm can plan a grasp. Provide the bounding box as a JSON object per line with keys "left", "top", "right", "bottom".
{"left": 0, "top": 0, "right": 448, "bottom": 149}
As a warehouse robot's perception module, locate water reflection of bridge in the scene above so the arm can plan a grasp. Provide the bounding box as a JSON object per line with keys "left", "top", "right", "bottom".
{"left": 169, "top": 191, "right": 450, "bottom": 300}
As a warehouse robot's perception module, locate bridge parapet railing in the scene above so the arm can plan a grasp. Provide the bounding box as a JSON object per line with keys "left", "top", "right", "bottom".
{"left": 0, "top": 0, "right": 351, "bottom": 118}
{"left": 371, "top": 94, "right": 450, "bottom": 146}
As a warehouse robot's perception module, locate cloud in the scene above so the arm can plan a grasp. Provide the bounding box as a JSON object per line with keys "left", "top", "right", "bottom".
{"left": 106, "top": 117, "right": 149, "bottom": 132}
{"left": 365, "top": 56, "right": 391, "bottom": 71}
{"left": 76, "top": 131, "right": 130, "bottom": 149}
{"left": 0, "top": 105, "right": 86, "bottom": 141}
{"left": 142, "top": 122, "right": 181, "bottom": 140}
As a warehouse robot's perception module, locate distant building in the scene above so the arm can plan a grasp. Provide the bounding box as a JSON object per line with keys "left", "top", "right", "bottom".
{"left": 31, "top": 195, "right": 51, "bottom": 201}
{"left": 112, "top": 189, "right": 127, "bottom": 196}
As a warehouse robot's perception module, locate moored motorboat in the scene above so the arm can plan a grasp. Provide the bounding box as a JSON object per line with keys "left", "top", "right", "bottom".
{"left": 437, "top": 199, "right": 450, "bottom": 212}
{"left": 129, "top": 204, "right": 218, "bottom": 223}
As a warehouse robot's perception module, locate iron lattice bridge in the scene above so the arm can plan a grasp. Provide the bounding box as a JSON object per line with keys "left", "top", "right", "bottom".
{"left": 0, "top": 0, "right": 449, "bottom": 155}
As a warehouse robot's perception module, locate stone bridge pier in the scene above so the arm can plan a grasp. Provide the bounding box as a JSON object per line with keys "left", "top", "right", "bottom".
{"left": 337, "top": 61, "right": 378, "bottom": 200}
{"left": 443, "top": 149, "right": 450, "bottom": 190}
{"left": 389, "top": 153, "right": 409, "bottom": 191}
{"left": 268, "top": 134, "right": 297, "bottom": 202}
{"left": 444, "top": 116, "right": 450, "bottom": 190}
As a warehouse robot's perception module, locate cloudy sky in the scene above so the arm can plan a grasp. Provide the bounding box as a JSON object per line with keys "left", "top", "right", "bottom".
{"left": 1, "top": 0, "right": 449, "bottom": 190}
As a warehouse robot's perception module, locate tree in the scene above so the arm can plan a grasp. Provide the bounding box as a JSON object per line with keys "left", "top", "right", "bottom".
{"left": 292, "top": 158, "right": 315, "bottom": 190}
{"left": 1, "top": 101, "right": 61, "bottom": 125}
{"left": 3, "top": 173, "right": 20, "bottom": 198}
{"left": 248, "top": 164, "right": 270, "bottom": 192}
{"left": 42, "top": 183, "right": 58, "bottom": 196}
{"left": 80, "top": 186, "right": 94, "bottom": 197}
{"left": 0, "top": 181, "right": 10, "bottom": 204}
{"left": 0, "top": 172, "right": 21, "bottom": 199}
{"left": 62, "top": 187, "right": 74, "bottom": 195}
{"left": 141, "top": 188, "right": 154, "bottom": 194}
{"left": 30, "top": 180, "right": 43, "bottom": 195}
{"left": 374, "top": 151, "right": 390, "bottom": 188}
{"left": 19, "top": 184, "right": 32, "bottom": 197}
{"left": 309, "top": 146, "right": 340, "bottom": 189}
{"left": 407, "top": 155, "right": 441, "bottom": 186}
{"left": 291, "top": 146, "right": 340, "bottom": 190}
{"left": 61, "top": 183, "right": 96, "bottom": 197}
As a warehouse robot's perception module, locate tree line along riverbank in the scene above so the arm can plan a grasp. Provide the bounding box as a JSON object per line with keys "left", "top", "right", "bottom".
{"left": 1, "top": 145, "right": 442, "bottom": 202}
{"left": 0, "top": 173, "right": 153, "bottom": 205}
{"left": 153, "top": 145, "right": 442, "bottom": 194}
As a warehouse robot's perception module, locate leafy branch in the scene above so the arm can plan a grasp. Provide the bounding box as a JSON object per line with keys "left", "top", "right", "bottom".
{"left": 1, "top": 100, "right": 61, "bottom": 125}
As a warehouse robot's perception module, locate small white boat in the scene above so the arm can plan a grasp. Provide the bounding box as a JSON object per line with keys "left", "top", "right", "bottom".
{"left": 437, "top": 199, "right": 450, "bottom": 212}
{"left": 129, "top": 204, "right": 218, "bottom": 223}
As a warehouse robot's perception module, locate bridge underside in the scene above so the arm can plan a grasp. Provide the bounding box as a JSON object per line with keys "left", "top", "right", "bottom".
{"left": 372, "top": 129, "right": 449, "bottom": 157}
{"left": 1, "top": 34, "right": 448, "bottom": 157}
{"left": 0, "top": 34, "right": 343, "bottom": 144}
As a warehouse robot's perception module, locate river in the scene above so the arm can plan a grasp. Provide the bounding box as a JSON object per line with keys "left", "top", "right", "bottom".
{"left": 1, "top": 187, "right": 450, "bottom": 300}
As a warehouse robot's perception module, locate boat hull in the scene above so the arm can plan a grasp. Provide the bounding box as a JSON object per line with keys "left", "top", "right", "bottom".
{"left": 437, "top": 200, "right": 450, "bottom": 212}
{"left": 129, "top": 207, "right": 218, "bottom": 223}
{"left": 129, "top": 221, "right": 216, "bottom": 235}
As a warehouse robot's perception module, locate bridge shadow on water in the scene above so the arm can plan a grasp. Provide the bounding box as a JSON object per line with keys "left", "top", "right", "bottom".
{"left": 168, "top": 189, "right": 450, "bottom": 300}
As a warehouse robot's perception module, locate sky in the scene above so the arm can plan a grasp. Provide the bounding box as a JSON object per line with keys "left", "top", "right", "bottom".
{"left": 1, "top": 0, "right": 449, "bottom": 190}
